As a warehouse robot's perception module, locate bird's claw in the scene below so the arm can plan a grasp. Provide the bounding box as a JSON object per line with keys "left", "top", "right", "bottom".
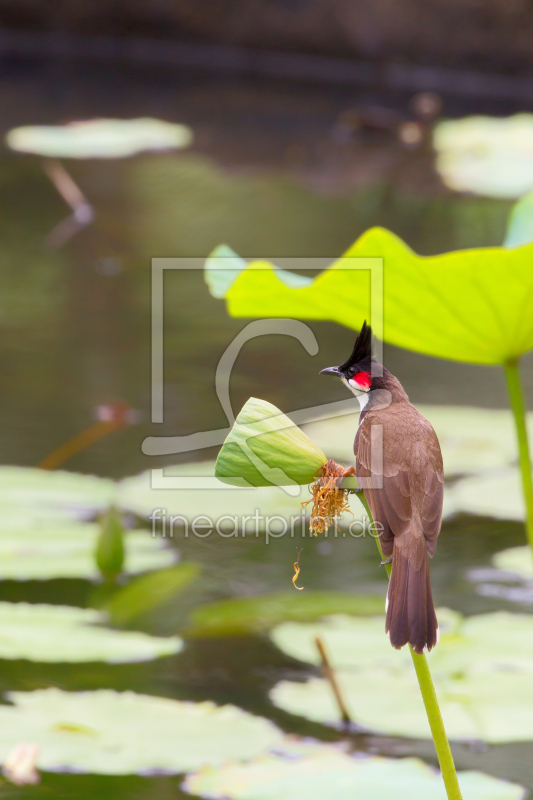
{"left": 380, "top": 557, "right": 393, "bottom": 566}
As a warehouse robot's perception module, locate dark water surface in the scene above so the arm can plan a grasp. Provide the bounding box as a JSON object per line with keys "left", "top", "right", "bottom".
{"left": 1, "top": 56, "right": 533, "bottom": 797}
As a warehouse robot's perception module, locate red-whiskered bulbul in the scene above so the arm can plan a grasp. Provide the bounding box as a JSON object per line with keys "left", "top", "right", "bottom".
{"left": 320, "top": 322, "right": 443, "bottom": 654}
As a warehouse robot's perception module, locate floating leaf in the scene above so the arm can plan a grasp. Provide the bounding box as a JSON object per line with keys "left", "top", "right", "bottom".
{"left": 270, "top": 610, "right": 533, "bottom": 742}
{"left": 184, "top": 742, "right": 525, "bottom": 800}
{"left": 205, "top": 228, "right": 533, "bottom": 364}
{"left": 272, "top": 669, "right": 533, "bottom": 743}
{"left": 215, "top": 398, "right": 327, "bottom": 488}
{"left": 433, "top": 114, "right": 533, "bottom": 199}
{"left": 271, "top": 610, "right": 461, "bottom": 672}
{"left": 449, "top": 469, "right": 525, "bottom": 522}
{"left": 0, "top": 466, "right": 116, "bottom": 523}
{"left": 0, "top": 523, "right": 176, "bottom": 580}
{"left": 0, "top": 689, "right": 283, "bottom": 774}
{"left": 303, "top": 405, "right": 531, "bottom": 480}
{"left": 102, "top": 563, "right": 201, "bottom": 624}
{"left": 186, "top": 592, "right": 384, "bottom": 637}
{"left": 492, "top": 546, "right": 533, "bottom": 579}
{"left": 205, "top": 244, "right": 248, "bottom": 298}
{"left": 504, "top": 190, "right": 533, "bottom": 248}
{"left": 6, "top": 118, "right": 192, "bottom": 159}
{"left": 0, "top": 603, "right": 181, "bottom": 663}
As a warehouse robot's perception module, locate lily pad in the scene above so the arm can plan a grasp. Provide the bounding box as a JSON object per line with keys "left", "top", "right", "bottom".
{"left": 0, "top": 466, "right": 116, "bottom": 523}
{"left": 205, "top": 227, "right": 533, "bottom": 364}
{"left": 183, "top": 743, "right": 525, "bottom": 800}
{"left": 303, "top": 405, "right": 530, "bottom": 479}
{"left": 271, "top": 609, "right": 461, "bottom": 672}
{"left": 0, "top": 522, "right": 176, "bottom": 580}
{"left": 433, "top": 114, "right": 533, "bottom": 198}
{"left": 468, "top": 547, "right": 533, "bottom": 606}
{"left": 0, "top": 689, "right": 283, "bottom": 774}
{"left": 186, "top": 592, "right": 385, "bottom": 637}
{"left": 270, "top": 610, "right": 533, "bottom": 742}
{"left": 492, "top": 546, "right": 533, "bottom": 579}
{"left": 0, "top": 603, "right": 181, "bottom": 662}
{"left": 504, "top": 190, "right": 533, "bottom": 248}
{"left": 6, "top": 118, "right": 192, "bottom": 159}
{"left": 449, "top": 469, "right": 525, "bottom": 521}
{"left": 272, "top": 670, "right": 533, "bottom": 743}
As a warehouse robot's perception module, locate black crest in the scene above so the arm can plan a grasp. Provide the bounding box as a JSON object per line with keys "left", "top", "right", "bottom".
{"left": 340, "top": 321, "right": 372, "bottom": 371}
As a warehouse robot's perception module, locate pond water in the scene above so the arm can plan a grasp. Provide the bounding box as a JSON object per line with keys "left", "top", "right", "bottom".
{"left": 1, "top": 56, "right": 533, "bottom": 797}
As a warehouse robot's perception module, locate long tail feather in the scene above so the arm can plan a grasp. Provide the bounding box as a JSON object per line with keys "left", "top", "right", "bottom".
{"left": 385, "top": 542, "right": 438, "bottom": 654}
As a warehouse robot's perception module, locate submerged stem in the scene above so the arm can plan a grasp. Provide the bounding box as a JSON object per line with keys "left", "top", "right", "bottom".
{"left": 357, "top": 493, "right": 463, "bottom": 800}
{"left": 315, "top": 635, "right": 352, "bottom": 725}
{"left": 504, "top": 359, "right": 533, "bottom": 553}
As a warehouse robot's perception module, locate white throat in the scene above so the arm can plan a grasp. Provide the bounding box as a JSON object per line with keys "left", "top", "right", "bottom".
{"left": 341, "top": 376, "right": 370, "bottom": 411}
{"left": 357, "top": 392, "right": 369, "bottom": 411}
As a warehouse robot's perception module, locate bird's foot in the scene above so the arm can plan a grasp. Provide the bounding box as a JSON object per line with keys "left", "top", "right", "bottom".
{"left": 380, "top": 557, "right": 393, "bottom": 566}
{"left": 341, "top": 465, "right": 360, "bottom": 493}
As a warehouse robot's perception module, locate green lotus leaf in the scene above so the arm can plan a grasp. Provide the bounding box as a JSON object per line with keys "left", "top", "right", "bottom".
{"left": 186, "top": 591, "right": 384, "bottom": 637}
{"left": 0, "top": 522, "right": 176, "bottom": 580}
{"left": 0, "top": 602, "right": 181, "bottom": 663}
{"left": 504, "top": 190, "right": 533, "bottom": 247}
{"left": 215, "top": 397, "right": 327, "bottom": 488}
{"left": 449, "top": 469, "right": 524, "bottom": 521}
{"left": 0, "top": 688, "right": 283, "bottom": 774}
{"left": 0, "top": 466, "right": 117, "bottom": 523}
{"left": 272, "top": 669, "right": 533, "bottom": 744}
{"left": 102, "top": 563, "right": 201, "bottom": 624}
{"left": 433, "top": 113, "right": 533, "bottom": 199}
{"left": 270, "top": 610, "right": 533, "bottom": 742}
{"left": 6, "top": 118, "right": 192, "bottom": 159}
{"left": 492, "top": 546, "right": 533, "bottom": 579}
{"left": 183, "top": 742, "right": 525, "bottom": 800}
{"left": 271, "top": 609, "right": 461, "bottom": 673}
{"left": 205, "top": 244, "right": 248, "bottom": 298}
{"left": 205, "top": 227, "right": 533, "bottom": 365}
{"left": 303, "top": 404, "right": 532, "bottom": 480}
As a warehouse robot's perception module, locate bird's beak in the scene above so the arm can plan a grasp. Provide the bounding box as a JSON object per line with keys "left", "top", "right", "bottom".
{"left": 320, "top": 366, "right": 342, "bottom": 376}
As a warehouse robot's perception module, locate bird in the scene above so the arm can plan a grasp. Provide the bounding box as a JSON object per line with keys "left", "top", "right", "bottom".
{"left": 320, "top": 321, "right": 443, "bottom": 654}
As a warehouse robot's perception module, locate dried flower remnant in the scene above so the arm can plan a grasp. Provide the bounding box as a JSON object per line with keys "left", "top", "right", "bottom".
{"left": 292, "top": 549, "right": 304, "bottom": 591}
{"left": 303, "top": 460, "right": 353, "bottom": 536}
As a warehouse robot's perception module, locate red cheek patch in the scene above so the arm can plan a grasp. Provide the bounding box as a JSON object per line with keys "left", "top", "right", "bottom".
{"left": 354, "top": 371, "right": 371, "bottom": 390}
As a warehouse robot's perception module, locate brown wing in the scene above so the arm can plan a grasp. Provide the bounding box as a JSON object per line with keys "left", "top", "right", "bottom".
{"left": 355, "top": 404, "right": 444, "bottom": 561}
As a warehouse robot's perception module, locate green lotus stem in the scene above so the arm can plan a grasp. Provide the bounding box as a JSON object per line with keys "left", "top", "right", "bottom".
{"left": 357, "top": 492, "right": 463, "bottom": 800}
{"left": 504, "top": 359, "right": 533, "bottom": 553}
{"left": 409, "top": 649, "right": 462, "bottom": 800}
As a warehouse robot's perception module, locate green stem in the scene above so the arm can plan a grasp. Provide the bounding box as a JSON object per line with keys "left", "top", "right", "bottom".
{"left": 357, "top": 492, "right": 463, "bottom": 800}
{"left": 409, "top": 650, "right": 462, "bottom": 800}
{"left": 504, "top": 359, "right": 533, "bottom": 552}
